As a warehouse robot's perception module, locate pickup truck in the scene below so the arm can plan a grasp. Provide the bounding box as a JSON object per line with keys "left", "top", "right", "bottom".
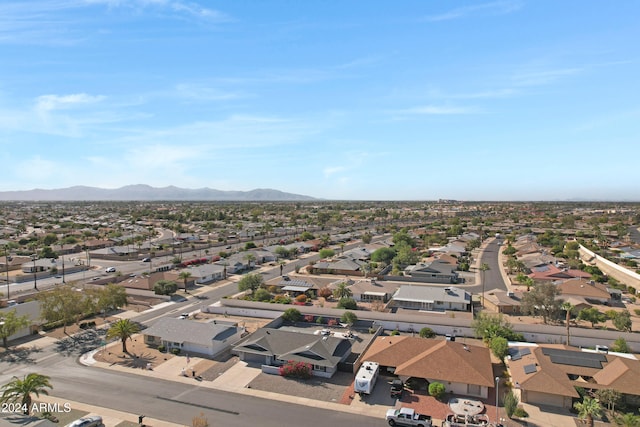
{"left": 386, "top": 408, "right": 432, "bottom": 427}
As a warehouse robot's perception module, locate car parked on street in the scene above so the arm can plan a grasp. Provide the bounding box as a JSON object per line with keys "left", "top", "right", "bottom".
{"left": 65, "top": 415, "right": 104, "bottom": 427}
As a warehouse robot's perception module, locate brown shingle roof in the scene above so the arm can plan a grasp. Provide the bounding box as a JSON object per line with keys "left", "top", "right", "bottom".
{"left": 361, "top": 336, "right": 494, "bottom": 387}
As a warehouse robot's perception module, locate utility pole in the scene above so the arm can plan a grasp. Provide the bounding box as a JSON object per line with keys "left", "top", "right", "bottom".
{"left": 4, "top": 245, "right": 10, "bottom": 299}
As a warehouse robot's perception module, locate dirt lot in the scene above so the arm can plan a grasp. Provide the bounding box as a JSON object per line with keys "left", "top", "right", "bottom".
{"left": 247, "top": 370, "right": 354, "bottom": 404}
{"left": 93, "top": 333, "right": 175, "bottom": 369}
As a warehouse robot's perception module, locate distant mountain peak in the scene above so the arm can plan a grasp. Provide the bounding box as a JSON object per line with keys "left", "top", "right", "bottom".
{"left": 0, "top": 185, "right": 316, "bottom": 201}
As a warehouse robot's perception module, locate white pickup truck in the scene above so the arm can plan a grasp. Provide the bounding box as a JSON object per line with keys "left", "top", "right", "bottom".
{"left": 386, "top": 408, "right": 432, "bottom": 427}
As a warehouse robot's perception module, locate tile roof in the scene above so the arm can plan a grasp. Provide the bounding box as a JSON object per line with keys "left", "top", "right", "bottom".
{"left": 143, "top": 318, "right": 239, "bottom": 347}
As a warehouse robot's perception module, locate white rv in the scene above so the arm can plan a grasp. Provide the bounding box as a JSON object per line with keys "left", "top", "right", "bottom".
{"left": 354, "top": 361, "right": 379, "bottom": 396}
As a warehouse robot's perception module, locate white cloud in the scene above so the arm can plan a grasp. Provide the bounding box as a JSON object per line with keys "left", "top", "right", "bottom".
{"left": 425, "top": 0, "right": 523, "bottom": 22}
{"left": 35, "top": 93, "right": 105, "bottom": 112}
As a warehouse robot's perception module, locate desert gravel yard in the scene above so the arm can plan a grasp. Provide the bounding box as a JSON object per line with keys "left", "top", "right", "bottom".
{"left": 247, "top": 371, "right": 354, "bottom": 403}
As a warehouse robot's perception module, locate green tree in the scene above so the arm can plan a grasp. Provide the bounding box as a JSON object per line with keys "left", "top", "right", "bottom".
{"left": 340, "top": 311, "right": 358, "bottom": 326}
{"left": 578, "top": 307, "right": 607, "bottom": 328}
{"left": 520, "top": 282, "right": 561, "bottom": 324}
{"left": 471, "top": 312, "right": 521, "bottom": 342}
{"left": 237, "top": 273, "right": 263, "bottom": 294}
{"left": 106, "top": 319, "right": 140, "bottom": 353}
{"left": 96, "top": 283, "right": 128, "bottom": 314}
{"left": 154, "top": 280, "right": 178, "bottom": 295}
{"left": 612, "top": 310, "right": 632, "bottom": 332}
{"left": 299, "top": 231, "right": 314, "bottom": 241}
{"left": 419, "top": 327, "right": 435, "bottom": 338}
{"left": 0, "top": 373, "right": 53, "bottom": 415}
{"left": 574, "top": 396, "right": 603, "bottom": 427}
{"left": 178, "top": 271, "right": 193, "bottom": 291}
{"left": 595, "top": 388, "right": 621, "bottom": 414}
{"left": 611, "top": 337, "right": 631, "bottom": 353}
{"left": 489, "top": 336, "right": 509, "bottom": 362}
{"left": 361, "top": 232, "right": 372, "bottom": 244}
{"left": 318, "top": 248, "right": 335, "bottom": 259}
{"left": 428, "top": 382, "right": 446, "bottom": 400}
{"left": 370, "top": 247, "right": 396, "bottom": 265}
{"left": 38, "top": 285, "right": 87, "bottom": 333}
{"left": 502, "top": 245, "right": 517, "bottom": 256}
{"left": 282, "top": 308, "right": 302, "bottom": 323}
{"left": 333, "top": 282, "right": 352, "bottom": 299}
{"left": 0, "top": 310, "right": 30, "bottom": 348}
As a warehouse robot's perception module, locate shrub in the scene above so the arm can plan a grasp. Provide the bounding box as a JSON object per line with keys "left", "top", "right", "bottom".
{"left": 428, "top": 382, "right": 446, "bottom": 400}
{"left": 504, "top": 390, "right": 519, "bottom": 418}
{"left": 513, "top": 407, "right": 529, "bottom": 418}
{"left": 273, "top": 294, "right": 291, "bottom": 304}
{"left": 158, "top": 345, "right": 166, "bottom": 352}
{"left": 419, "top": 327, "right": 435, "bottom": 338}
{"left": 303, "top": 314, "right": 314, "bottom": 322}
{"left": 282, "top": 308, "right": 302, "bottom": 323}
{"left": 337, "top": 297, "right": 357, "bottom": 310}
{"left": 253, "top": 288, "right": 272, "bottom": 302}
{"left": 279, "top": 360, "right": 312, "bottom": 379}
{"left": 634, "top": 309, "right": 640, "bottom": 316}
{"left": 295, "top": 294, "right": 308, "bottom": 303}
{"left": 327, "top": 318, "right": 337, "bottom": 326}
{"left": 316, "top": 316, "right": 324, "bottom": 324}
{"left": 391, "top": 330, "right": 400, "bottom": 336}
{"left": 318, "top": 287, "right": 333, "bottom": 299}
{"left": 171, "top": 348, "right": 181, "bottom": 355}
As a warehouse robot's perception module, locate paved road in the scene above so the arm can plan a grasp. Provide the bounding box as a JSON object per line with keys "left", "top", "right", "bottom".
{"left": 628, "top": 225, "right": 640, "bottom": 244}
{"left": 1, "top": 340, "right": 380, "bottom": 427}
{"left": 466, "top": 238, "right": 507, "bottom": 295}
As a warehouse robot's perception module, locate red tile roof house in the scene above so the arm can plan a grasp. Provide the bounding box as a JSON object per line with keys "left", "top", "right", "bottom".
{"left": 556, "top": 278, "right": 614, "bottom": 305}
{"left": 528, "top": 264, "right": 591, "bottom": 282}
{"left": 359, "top": 336, "right": 495, "bottom": 399}
{"left": 507, "top": 344, "right": 640, "bottom": 409}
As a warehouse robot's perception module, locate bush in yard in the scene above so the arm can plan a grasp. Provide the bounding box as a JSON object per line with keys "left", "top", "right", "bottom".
{"left": 428, "top": 381, "right": 446, "bottom": 400}
{"left": 295, "top": 294, "right": 308, "bottom": 303}
{"left": 337, "top": 297, "right": 357, "bottom": 310}
{"left": 282, "top": 308, "right": 302, "bottom": 323}
{"left": 303, "top": 314, "right": 314, "bottom": 322}
{"left": 279, "top": 360, "right": 313, "bottom": 379}
{"left": 253, "top": 288, "right": 271, "bottom": 302}
{"left": 419, "top": 327, "right": 435, "bottom": 338}
{"left": 504, "top": 390, "right": 519, "bottom": 418}
{"left": 316, "top": 316, "right": 324, "bottom": 324}
{"left": 513, "top": 407, "right": 529, "bottom": 418}
{"left": 318, "top": 287, "right": 333, "bottom": 299}
{"left": 273, "top": 294, "right": 291, "bottom": 304}
{"left": 171, "top": 348, "right": 181, "bottom": 355}
{"left": 158, "top": 345, "right": 166, "bottom": 352}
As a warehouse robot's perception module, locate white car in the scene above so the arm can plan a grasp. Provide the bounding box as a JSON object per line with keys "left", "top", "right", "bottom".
{"left": 65, "top": 415, "right": 104, "bottom": 427}
{"left": 105, "top": 267, "right": 116, "bottom": 273}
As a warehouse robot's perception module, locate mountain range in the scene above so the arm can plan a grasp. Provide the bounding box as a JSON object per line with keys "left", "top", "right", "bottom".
{"left": 0, "top": 185, "right": 317, "bottom": 201}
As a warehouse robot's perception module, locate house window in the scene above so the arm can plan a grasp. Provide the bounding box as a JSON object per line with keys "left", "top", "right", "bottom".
{"left": 467, "top": 384, "right": 481, "bottom": 396}
{"left": 313, "top": 365, "right": 326, "bottom": 372}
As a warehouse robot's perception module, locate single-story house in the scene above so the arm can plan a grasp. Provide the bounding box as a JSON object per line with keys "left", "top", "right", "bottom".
{"left": 360, "top": 336, "right": 495, "bottom": 398}
{"left": 311, "top": 258, "right": 366, "bottom": 276}
{"left": 390, "top": 285, "right": 471, "bottom": 312}
{"left": 232, "top": 328, "right": 352, "bottom": 378}
{"left": 403, "top": 260, "right": 459, "bottom": 284}
{"left": 349, "top": 279, "right": 397, "bottom": 303}
{"left": 483, "top": 290, "right": 523, "bottom": 314}
{"left": 143, "top": 317, "right": 243, "bottom": 357}
{"left": 0, "top": 301, "right": 43, "bottom": 342}
{"left": 186, "top": 264, "right": 226, "bottom": 284}
{"left": 528, "top": 264, "right": 591, "bottom": 282}
{"left": 557, "top": 279, "right": 613, "bottom": 305}
{"left": 507, "top": 344, "right": 640, "bottom": 409}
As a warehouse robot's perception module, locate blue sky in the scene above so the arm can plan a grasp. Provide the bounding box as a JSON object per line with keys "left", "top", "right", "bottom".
{"left": 1, "top": 1, "right": 639, "bottom": 201}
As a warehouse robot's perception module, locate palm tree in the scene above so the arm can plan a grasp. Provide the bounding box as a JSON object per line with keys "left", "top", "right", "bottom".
{"left": 0, "top": 373, "right": 53, "bottom": 414}
{"left": 333, "top": 282, "right": 352, "bottom": 299}
{"left": 561, "top": 301, "right": 575, "bottom": 346}
{"left": 479, "top": 263, "right": 490, "bottom": 306}
{"left": 178, "top": 271, "right": 192, "bottom": 291}
{"left": 106, "top": 319, "right": 140, "bottom": 353}
{"left": 574, "top": 396, "right": 603, "bottom": 427}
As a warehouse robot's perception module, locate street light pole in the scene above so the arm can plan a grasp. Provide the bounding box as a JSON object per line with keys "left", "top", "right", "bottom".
{"left": 495, "top": 376, "right": 500, "bottom": 425}
{"left": 32, "top": 254, "right": 38, "bottom": 290}
{"left": 4, "top": 245, "right": 9, "bottom": 299}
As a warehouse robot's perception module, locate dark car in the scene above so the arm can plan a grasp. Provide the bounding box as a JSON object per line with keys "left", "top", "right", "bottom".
{"left": 391, "top": 379, "right": 404, "bottom": 397}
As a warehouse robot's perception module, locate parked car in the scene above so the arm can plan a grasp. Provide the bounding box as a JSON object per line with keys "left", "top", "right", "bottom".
{"left": 386, "top": 408, "right": 432, "bottom": 427}
{"left": 65, "top": 415, "right": 104, "bottom": 427}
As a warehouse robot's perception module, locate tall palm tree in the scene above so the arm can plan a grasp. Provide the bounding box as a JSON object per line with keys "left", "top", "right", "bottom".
{"left": 178, "top": 271, "right": 192, "bottom": 291}
{"left": 0, "top": 373, "right": 52, "bottom": 415}
{"left": 561, "top": 301, "right": 575, "bottom": 346}
{"left": 479, "top": 263, "right": 490, "bottom": 306}
{"left": 106, "top": 319, "right": 140, "bottom": 353}
{"left": 574, "top": 396, "right": 603, "bottom": 427}
{"left": 333, "top": 282, "right": 352, "bottom": 299}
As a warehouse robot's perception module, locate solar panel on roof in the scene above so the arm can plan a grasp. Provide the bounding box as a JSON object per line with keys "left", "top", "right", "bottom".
{"left": 541, "top": 348, "right": 606, "bottom": 369}
{"left": 520, "top": 348, "right": 531, "bottom": 356}
{"left": 524, "top": 364, "right": 537, "bottom": 374}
